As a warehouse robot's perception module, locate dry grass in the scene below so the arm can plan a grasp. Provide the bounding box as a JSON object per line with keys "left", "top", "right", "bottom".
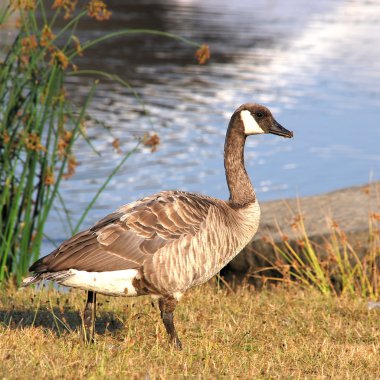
{"left": 260, "top": 200, "right": 380, "bottom": 298}
{"left": 0, "top": 282, "right": 380, "bottom": 379}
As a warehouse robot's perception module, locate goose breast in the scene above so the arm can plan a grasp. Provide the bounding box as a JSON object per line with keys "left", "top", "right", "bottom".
{"left": 144, "top": 199, "right": 261, "bottom": 293}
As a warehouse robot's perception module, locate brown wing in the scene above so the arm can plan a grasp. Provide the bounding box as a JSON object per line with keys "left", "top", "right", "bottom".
{"left": 29, "top": 191, "right": 217, "bottom": 273}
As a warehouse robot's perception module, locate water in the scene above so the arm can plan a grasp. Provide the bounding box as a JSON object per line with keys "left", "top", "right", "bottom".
{"left": 8, "top": 0, "right": 380, "bottom": 251}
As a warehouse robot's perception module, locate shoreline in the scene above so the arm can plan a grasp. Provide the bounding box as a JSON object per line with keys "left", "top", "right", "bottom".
{"left": 226, "top": 181, "right": 380, "bottom": 276}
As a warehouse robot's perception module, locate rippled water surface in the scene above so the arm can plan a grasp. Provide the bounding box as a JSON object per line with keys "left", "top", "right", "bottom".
{"left": 20, "top": 0, "right": 380, "bottom": 248}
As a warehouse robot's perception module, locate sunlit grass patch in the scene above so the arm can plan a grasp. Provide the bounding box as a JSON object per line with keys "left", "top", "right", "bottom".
{"left": 1, "top": 283, "right": 380, "bottom": 378}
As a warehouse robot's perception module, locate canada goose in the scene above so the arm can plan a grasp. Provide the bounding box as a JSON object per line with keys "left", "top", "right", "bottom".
{"left": 22, "top": 103, "right": 293, "bottom": 349}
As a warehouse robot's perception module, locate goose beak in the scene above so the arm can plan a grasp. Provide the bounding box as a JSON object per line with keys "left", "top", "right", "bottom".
{"left": 269, "top": 119, "right": 293, "bottom": 138}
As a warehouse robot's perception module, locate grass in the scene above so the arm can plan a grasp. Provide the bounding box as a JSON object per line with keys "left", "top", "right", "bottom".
{"left": 255, "top": 199, "right": 380, "bottom": 299}
{"left": 1, "top": 281, "right": 380, "bottom": 379}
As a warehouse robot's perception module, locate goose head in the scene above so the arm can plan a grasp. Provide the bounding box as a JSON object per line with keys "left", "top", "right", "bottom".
{"left": 235, "top": 103, "right": 293, "bottom": 138}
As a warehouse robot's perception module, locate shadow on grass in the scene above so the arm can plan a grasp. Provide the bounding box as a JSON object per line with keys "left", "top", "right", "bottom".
{"left": 0, "top": 306, "right": 125, "bottom": 336}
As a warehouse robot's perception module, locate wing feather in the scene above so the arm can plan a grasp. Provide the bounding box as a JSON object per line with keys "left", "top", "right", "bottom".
{"left": 30, "top": 191, "right": 220, "bottom": 274}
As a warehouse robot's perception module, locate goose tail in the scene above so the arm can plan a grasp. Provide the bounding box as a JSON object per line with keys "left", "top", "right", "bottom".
{"left": 21, "top": 275, "right": 42, "bottom": 287}
{"left": 21, "top": 271, "right": 73, "bottom": 287}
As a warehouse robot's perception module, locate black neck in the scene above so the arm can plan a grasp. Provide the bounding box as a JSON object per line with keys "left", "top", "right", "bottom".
{"left": 224, "top": 118, "right": 256, "bottom": 206}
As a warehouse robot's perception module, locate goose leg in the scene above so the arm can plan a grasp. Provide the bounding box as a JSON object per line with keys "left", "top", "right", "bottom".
{"left": 83, "top": 290, "right": 96, "bottom": 343}
{"left": 158, "top": 297, "right": 182, "bottom": 350}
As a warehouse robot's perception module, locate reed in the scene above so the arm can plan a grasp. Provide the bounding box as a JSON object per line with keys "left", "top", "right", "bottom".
{"left": 0, "top": 1, "right": 209, "bottom": 284}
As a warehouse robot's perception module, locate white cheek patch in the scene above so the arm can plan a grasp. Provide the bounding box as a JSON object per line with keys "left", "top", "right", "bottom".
{"left": 240, "top": 110, "right": 264, "bottom": 135}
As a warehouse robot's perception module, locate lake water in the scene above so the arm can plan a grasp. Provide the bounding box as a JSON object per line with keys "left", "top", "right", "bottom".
{"left": 8, "top": 0, "right": 380, "bottom": 251}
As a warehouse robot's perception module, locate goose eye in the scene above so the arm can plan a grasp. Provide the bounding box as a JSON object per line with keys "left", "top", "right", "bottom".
{"left": 255, "top": 112, "right": 264, "bottom": 118}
